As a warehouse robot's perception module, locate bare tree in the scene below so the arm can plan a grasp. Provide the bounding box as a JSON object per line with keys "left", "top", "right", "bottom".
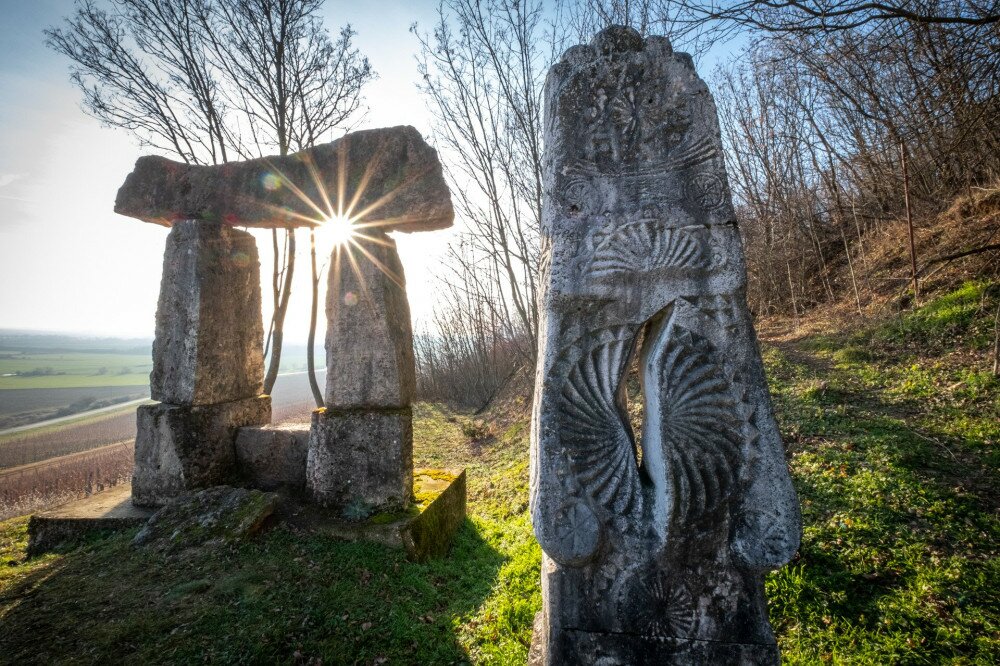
{"left": 412, "top": 0, "right": 558, "bottom": 401}
{"left": 47, "top": 0, "right": 374, "bottom": 401}
{"left": 411, "top": 0, "right": 687, "bottom": 406}
{"left": 706, "top": 0, "right": 1000, "bottom": 314}
{"left": 669, "top": 0, "right": 999, "bottom": 43}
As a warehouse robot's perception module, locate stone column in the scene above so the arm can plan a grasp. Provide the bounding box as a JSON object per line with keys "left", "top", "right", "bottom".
{"left": 133, "top": 220, "right": 270, "bottom": 507}
{"left": 306, "top": 229, "right": 414, "bottom": 516}
{"left": 529, "top": 27, "right": 801, "bottom": 663}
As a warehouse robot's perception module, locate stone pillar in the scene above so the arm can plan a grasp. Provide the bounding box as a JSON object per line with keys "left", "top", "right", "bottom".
{"left": 133, "top": 220, "right": 270, "bottom": 507}
{"left": 529, "top": 28, "right": 801, "bottom": 663}
{"left": 306, "top": 230, "right": 414, "bottom": 516}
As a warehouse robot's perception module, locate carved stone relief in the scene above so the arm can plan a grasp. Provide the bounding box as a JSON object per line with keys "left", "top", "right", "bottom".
{"left": 530, "top": 26, "right": 801, "bottom": 665}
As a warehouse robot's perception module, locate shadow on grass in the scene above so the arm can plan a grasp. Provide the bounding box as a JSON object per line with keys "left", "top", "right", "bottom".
{"left": 0, "top": 516, "right": 505, "bottom": 665}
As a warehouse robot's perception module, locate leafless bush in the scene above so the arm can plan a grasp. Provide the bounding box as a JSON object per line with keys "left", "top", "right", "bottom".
{"left": 414, "top": 243, "right": 529, "bottom": 409}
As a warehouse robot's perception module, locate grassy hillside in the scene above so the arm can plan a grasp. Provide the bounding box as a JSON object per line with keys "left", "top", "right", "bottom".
{"left": 1, "top": 284, "right": 998, "bottom": 664}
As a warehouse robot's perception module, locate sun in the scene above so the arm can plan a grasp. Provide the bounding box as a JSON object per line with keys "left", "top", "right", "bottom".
{"left": 319, "top": 212, "right": 356, "bottom": 246}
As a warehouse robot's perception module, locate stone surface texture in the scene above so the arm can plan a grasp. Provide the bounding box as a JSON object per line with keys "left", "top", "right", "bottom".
{"left": 306, "top": 408, "right": 413, "bottom": 515}
{"left": 324, "top": 230, "right": 415, "bottom": 409}
{"left": 234, "top": 423, "right": 311, "bottom": 491}
{"left": 132, "top": 396, "right": 271, "bottom": 507}
{"left": 301, "top": 468, "right": 466, "bottom": 562}
{"left": 151, "top": 219, "right": 264, "bottom": 406}
{"left": 529, "top": 27, "right": 801, "bottom": 664}
{"left": 404, "top": 469, "right": 467, "bottom": 561}
{"left": 133, "top": 485, "right": 277, "bottom": 555}
{"left": 115, "top": 126, "right": 454, "bottom": 233}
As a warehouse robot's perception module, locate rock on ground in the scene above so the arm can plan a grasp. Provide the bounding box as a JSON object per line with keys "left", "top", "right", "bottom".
{"left": 133, "top": 486, "right": 278, "bottom": 555}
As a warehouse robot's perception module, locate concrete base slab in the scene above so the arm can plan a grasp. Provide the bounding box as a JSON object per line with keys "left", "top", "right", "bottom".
{"left": 27, "top": 484, "right": 152, "bottom": 556}
{"left": 27, "top": 468, "right": 467, "bottom": 563}
{"left": 289, "top": 468, "right": 466, "bottom": 562}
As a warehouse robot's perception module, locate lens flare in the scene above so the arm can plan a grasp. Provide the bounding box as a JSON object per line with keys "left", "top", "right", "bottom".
{"left": 320, "top": 213, "right": 355, "bottom": 246}
{"left": 261, "top": 172, "right": 282, "bottom": 191}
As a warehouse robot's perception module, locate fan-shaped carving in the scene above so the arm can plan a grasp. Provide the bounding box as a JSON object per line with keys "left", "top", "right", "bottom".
{"left": 557, "top": 328, "right": 641, "bottom": 517}
{"left": 590, "top": 223, "right": 710, "bottom": 276}
{"left": 653, "top": 327, "right": 742, "bottom": 525}
{"left": 661, "top": 134, "right": 716, "bottom": 173}
{"left": 619, "top": 570, "right": 697, "bottom": 640}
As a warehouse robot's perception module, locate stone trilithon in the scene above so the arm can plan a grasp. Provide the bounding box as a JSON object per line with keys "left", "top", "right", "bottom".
{"left": 529, "top": 27, "right": 801, "bottom": 664}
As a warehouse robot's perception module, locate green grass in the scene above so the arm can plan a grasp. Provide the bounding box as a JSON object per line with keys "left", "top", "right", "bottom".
{"left": 763, "top": 345, "right": 999, "bottom": 663}
{"left": 1, "top": 287, "right": 997, "bottom": 663}
{"left": 0, "top": 403, "right": 540, "bottom": 664}
{"left": 0, "top": 352, "right": 151, "bottom": 389}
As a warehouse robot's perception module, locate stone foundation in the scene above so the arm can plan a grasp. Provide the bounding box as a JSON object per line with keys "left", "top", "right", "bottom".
{"left": 235, "top": 423, "right": 311, "bottom": 491}
{"left": 302, "top": 468, "right": 466, "bottom": 562}
{"left": 27, "top": 484, "right": 152, "bottom": 556}
{"left": 132, "top": 396, "right": 271, "bottom": 507}
{"left": 305, "top": 408, "right": 413, "bottom": 515}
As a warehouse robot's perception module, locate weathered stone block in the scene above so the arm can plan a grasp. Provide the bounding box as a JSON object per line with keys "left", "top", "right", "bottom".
{"left": 234, "top": 423, "right": 310, "bottom": 491}
{"left": 298, "top": 468, "right": 466, "bottom": 562}
{"left": 27, "top": 484, "right": 152, "bottom": 557}
{"left": 405, "top": 469, "right": 467, "bottom": 561}
{"left": 115, "top": 125, "right": 454, "bottom": 233}
{"left": 324, "top": 230, "right": 415, "bottom": 409}
{"left": 305, "top": 408, "right": 413, "bottom": 514}
{"left": 530, "top": 27, "right": 801, "bottom": 664}
{"left": 151, "top": 219, "right": 264, "bottom": 405}
{"left": 132, "top": 396, "right": 271, "bottom": 507}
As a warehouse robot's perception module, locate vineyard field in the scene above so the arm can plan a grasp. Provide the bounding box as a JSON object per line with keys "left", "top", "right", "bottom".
{"left": 0, "top": 442, "right": 134, "bottom": 521}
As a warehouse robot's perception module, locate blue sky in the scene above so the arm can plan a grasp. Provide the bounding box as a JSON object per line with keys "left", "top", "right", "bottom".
{"left": 0, "top": 1, "right": 739, "bottom": 339}
{"left": 0, "top": 0, "right": 444, "bottom": 338}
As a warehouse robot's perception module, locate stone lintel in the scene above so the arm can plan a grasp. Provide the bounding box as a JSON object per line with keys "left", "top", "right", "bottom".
{"left": 115, "top": 125, "right": 454, "bottom": 233}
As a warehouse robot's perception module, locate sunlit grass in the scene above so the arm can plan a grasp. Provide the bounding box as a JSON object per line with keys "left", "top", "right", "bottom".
{"left": 1, "top": 285, "right": 997, "bottom": 662}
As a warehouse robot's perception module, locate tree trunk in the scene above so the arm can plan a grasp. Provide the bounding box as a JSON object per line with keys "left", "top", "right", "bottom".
{"left": 306, "top": 228, "right": 324, "bottom": 408}
{"left": 263, "top": 228, "right": 295, "bottom": 394}
{"left": 992, "top": 299, "right": 1000, "bottom": 377}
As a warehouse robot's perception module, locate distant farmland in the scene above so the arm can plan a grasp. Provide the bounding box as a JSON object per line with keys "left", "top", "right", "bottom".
{"left": 0, "top": 442, "right": 134, "bottom": 521}
{"left": 0, "top": 329, "right": 322, "bottom": 518}
{"left": 0, "top": 385, "right": 148, "bottom": 430}
{"left": 0, "top": 408, "right": 138, "bottom": 469}
{"left": 0, "top": 352, "right": 152, "bottom": 389}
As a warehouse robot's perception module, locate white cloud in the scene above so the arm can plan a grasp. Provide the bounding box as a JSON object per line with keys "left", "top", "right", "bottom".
{"left": 0, "top": 173, "right": 25, "bottom": 188}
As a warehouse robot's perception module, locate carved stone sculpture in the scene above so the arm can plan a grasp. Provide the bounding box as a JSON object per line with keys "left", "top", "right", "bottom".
{"left": 530, "top": 27, "right": 801, "bottom": 664}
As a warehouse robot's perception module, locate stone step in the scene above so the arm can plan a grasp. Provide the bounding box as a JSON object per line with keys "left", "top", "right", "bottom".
{"left": 286, "top": 468, "right": 467, "bottom": 562}
{"left": 27, "top": 484, "right": 153, "bottom": 556}
{"left": 26, "top": 469, "right": 467, "bottom": 562}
